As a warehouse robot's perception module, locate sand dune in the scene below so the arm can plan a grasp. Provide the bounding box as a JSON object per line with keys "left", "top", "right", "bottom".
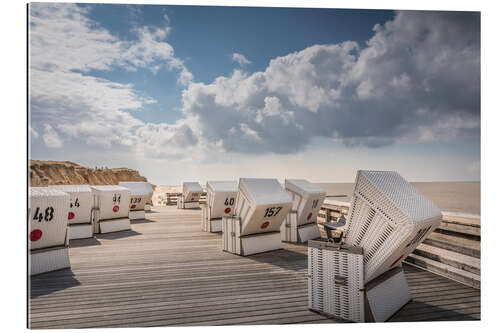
{"left": 29, "top": 160, "right": 149, "bottom": 187}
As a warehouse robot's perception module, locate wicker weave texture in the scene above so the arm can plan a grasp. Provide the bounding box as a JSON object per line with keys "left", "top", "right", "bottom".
{"left": 49, "top": 185, "right": 93, "bottom": 225}
{"left": 91, "top": 186, "right": 131, "bottom": 221}
{"left": 344, "top": 170, "right": 442, "bottom": 282}
{"left": 222, "top": 216, "right": 241, "bottom": 254}
{"left": 308, "top": 246, "right": 365, "bottom": 322}
{"left": 29, "top": 187, "right": 70, "bottom": 250}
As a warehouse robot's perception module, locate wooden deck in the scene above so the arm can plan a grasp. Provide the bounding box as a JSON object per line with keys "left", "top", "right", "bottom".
{"left": 28, "top": 206, "right": 480, "bottom": 328}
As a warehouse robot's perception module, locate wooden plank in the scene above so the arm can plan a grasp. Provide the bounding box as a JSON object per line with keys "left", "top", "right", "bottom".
{"left": 29, "top": 205, "right": 481, "bottom": 327}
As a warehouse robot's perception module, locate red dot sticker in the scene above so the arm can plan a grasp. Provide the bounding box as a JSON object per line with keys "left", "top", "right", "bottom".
{"left": 30, "top": 229, "right": 42, "bottom": 242}
{"left": 131, "top": 204, "right": 136, "bottom": 209}
{"left": 113, "top": 205, "right": 119, "bottom": 213}
{"left": 261, "top": 221, "right": 270, "bottom": 229}
{"left": 307, "top": 212, "right": 312, "bottom": 221}
{"left": 224, "top": 207, "right": 231, "bottom": 214}
{"left": 68, "top": 212, "right": 75, "bottom": 220}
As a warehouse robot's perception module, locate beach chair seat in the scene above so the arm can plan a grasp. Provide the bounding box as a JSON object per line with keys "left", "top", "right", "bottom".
{"left": 91, "top": 185, "right": 131, "bottom": 233}
{"left": 308, "top": 170, "right": 440, "bottom": 322}
{"left": 308, "top": 239, "right": 411, "bottom": 322}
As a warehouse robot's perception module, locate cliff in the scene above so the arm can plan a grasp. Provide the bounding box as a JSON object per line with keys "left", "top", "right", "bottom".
{"left": 29, "top": 160, "right": 149, "bottom": 187}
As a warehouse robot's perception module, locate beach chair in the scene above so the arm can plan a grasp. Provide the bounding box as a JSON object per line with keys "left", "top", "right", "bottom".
{"left": 178, "top": 182, "right": 203, "bottom": 209}
{"left": 202, "top": 181, "right": 238, "bottom": 232}
{"left": 222, "top": 178, "right": 293, "bottom": 256}
{"left": 119, "top": 181, "right": 153, "bottom": 220}
{"left": 281, "top": 179, "right": 326, "bottom": 243}
{"left": 29, "top": 187, "right": 70, "bottom": 275}
{"left": 49, "top": 185, "right": 94, "bottom": 240}
{"left": 308, "top": 170, "right": 442, "bottom": 322}
{"left": 91, "top": 185, "right": 131, "bottom": 233}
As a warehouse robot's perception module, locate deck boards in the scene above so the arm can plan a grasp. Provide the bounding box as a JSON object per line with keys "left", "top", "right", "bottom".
{"left": 29, "top": 206, "right": 480, "bottom": 328}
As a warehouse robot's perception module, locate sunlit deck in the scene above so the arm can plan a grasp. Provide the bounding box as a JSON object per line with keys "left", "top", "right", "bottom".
{"left": 29, "top": 206, "right": 480, "bottom": 328}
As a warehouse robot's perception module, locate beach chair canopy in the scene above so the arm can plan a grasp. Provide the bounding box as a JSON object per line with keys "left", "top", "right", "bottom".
{"left": 119, "top": 181, "right": 153, "bottom": 211}
{"left": 206, "top": 180, "right": 238, "bottom": 218}
{"left": 285, "top": 179, "right": 326, "bottom": 226}
{"left": 182, "top": 182, "right": 203, "bottom": 202}
{"left": 49, "top": 185, "right": 93, "bottom": 224}
{"left": 344, "top": 170, "right": 442, "bottom": 282}
{"left": 235, "top": 178, "right": 293, "bottom": 236}
{"left": 91, "top": 185, "right": 131, "bottom": 220}
{"left": 29, "top": 187, "right": 70, "bottom": 250}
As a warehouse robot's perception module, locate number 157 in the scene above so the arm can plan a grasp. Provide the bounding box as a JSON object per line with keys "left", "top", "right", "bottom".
{"left": 264, "top": 206, "right": 282, "bottom": 218}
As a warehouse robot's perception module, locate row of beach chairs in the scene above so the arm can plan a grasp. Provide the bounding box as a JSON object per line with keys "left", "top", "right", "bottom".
{"left": 28, "top": 182, "right": 153, "bottom": 275}
{"left": 178, "top": 170, "right": 443, "bottom": 322}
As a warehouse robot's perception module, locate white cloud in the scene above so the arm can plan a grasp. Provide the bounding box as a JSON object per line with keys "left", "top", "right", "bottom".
{"left": 232, "top": 53, "right": 252, "bottom": 66}
{"left": 134, "top": 121, "right": 199, "bottom": 159}
{"left": 42, "top": 124, "right": 63, "bottom": 148}
{"left": 163, "top": 13, "right": 170, "bottom": 24}
{"left": 239, "top": 123, "right": 262, "bottom": 142}
{"left": 29, "top": 126, "right": 39, "bottom": 138}
{"left": 29, "top": 3, "right": 195, "bottom": 156}
{"left": 29, "top": 3, "right": 190, "bottom": 80}
{"left": 181, "top": 11, "right": 480, "bottom": 153}
{"left": 29, "top": 6, "right": 480, "bottom": 163}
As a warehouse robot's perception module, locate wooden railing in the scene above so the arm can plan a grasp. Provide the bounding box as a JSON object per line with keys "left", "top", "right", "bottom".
{"left": 317, "top": 199, "right": 350, "bottom": 223}
{"left": 156, "top": 192, "right": 207, "bottom": 206}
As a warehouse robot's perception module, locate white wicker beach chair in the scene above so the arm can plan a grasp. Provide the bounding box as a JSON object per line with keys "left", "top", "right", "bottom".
{"left": 308, "top": 170, "right": 440, "bottom": 322}
{"left": 180, "top": 182, "right": 203, "bottom": 209}
{"left": 29, "top": 187, "right": 71, "bottom": 275}
{"left": 202, "top": 181, "right": 238, "bottom": 232}
{"left": 119, "top": 181, "right": 153, "bottom": 220}
{"left": 49, "top": 185, "right": 94, "bottom": 240}
{"left": 281, "top": 179, "right": 326, "bottom": 243}
{"left": 344, "top": 170, "right": 442, "bottom": 282}
{"left": 91, "top": 185, "right": 131, "bottom": 233}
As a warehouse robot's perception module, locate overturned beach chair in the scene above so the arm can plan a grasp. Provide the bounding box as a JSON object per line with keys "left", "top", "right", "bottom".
{"left": 29, "top": 187, "right": 71, "bottom": 275}
{"left": 281, "top": 179, "right": 325, "bottom": 243}
{"left": 202, "top": 180, "right": 238, "bottom": 232}
{"left": 49, "top": 185, "right": 94, "bottom": 240}
{"left": 308, "top": 170, "right": 442, "bottom": 322}
{"left": 178, "top": 182, "right": 203, "bottom": 209}
{"left": 119, "top": 181, "right": 153, "bottom": 220}
{"left": 91, "top": 185, "right": 131, "bottom": 233}
{"left": 223, "top": 178, "right": 292, "bottom": 256}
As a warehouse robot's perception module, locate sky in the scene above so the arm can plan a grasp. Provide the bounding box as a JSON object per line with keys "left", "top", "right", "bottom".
{"left": 28, "top": 3, "right": 481, "bottom": 185}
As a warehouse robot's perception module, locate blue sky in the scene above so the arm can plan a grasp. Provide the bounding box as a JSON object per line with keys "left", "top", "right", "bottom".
{"left": 29, "top": 3, "right": 480, "bottom": 184}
